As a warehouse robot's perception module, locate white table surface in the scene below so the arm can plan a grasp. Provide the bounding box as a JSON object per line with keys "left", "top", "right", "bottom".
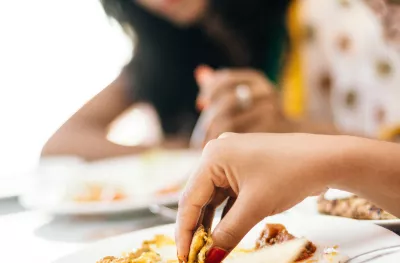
{"left": 1, "top": 197, "right": 173, "bottom": 263}
{"left": 2, "top": 197, "right": 400, "bottom": 263}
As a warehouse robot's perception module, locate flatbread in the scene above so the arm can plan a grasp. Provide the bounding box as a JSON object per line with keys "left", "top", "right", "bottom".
{"left": 225, "top": 238, "right": 308, "bottom": 263}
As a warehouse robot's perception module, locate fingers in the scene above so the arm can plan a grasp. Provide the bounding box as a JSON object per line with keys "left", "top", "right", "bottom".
{"left": 208, "top": 191, "right": 265, "bottom": 259}
{"left": 195, "top": 65, "right": 214, "bottom": 87}
{"left": 175, "top": 174, "right": 214, "bottom": 261}
{"left": 221, "top": 196, "right": 236, "bottom": 219}
{"left": 204, "top": 69, "right": 269, "bottom": 101}
{"left": 196, "top": 67, "right": 273, "bottom": 108}
{"left": 175, "top": 141, "right": 228, "bottom": 262}
{"left": 201, "top": 189, "right": 229, "bottom": 231}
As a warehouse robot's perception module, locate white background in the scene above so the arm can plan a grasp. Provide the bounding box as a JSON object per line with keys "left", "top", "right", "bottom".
{"left": 0, "top": 0, "right": 132, "bottom": 177}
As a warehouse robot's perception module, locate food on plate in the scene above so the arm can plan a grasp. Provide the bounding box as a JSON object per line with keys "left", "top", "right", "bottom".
{"left": 156, "top": 182, "right": 184, "bottom": 196}
{"left": 227, "top": 239, "right": 309, "bottom": 263}
{"left": 97, "top": 235, "right": 176, "bottom": 263}
{"left": 73, "top": 183, "right": 126, "bottom": 203}
{"left": 256, "top": 224, "right": 316, "bottom": 261}
{"left": 187, "top": 225, "right": 213, "bottom": 263}
{"left": 317, "top": 195, "right": 397, "bottom": 220}
{"left": 96, "top": 223, "right": 344, "bottom": 263}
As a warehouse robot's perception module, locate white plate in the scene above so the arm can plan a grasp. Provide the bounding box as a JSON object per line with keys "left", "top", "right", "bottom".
{"left": 0, "top": 175, "right": 28, "bottom": 199}
{"left": 20, "top": 151, "right": 200, "bottom": 215}
{"left": 293, "top": 197, "right": 400, "bottom": 231}
{"left": 54, "top": 214, "right": 400, "bottom": 263}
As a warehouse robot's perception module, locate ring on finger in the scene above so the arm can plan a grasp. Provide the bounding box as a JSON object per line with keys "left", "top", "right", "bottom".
{"left": 235, "top": 84, "right": 252, "bottom": 110}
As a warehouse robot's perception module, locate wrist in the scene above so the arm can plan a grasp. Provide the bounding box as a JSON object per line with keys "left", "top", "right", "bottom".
{"left": 323, "top": 136, "right": 381, "bottom": 190}
{"left": 308, "top": 135, "right": 365, "bottom": 192}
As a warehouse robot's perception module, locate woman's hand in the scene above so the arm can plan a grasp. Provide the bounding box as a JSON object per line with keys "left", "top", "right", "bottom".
{"left": 192, "top": 66, "right": 293, "bottom": 147}
{"left": 176, "top": 133, "right": 346, "bottom": 263}
{"left": 177, "top": 132, "right": 400, "bottom": 263}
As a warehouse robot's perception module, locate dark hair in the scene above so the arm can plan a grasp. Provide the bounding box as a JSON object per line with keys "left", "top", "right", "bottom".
{"left": 100, "top": 0, "right": 290, "bottom": 135}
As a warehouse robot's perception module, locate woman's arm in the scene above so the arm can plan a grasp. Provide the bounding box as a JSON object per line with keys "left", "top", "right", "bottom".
{"left": 175, "top": 133, "right": 400, "bottom": 262}
{"left": 41, "top": 72, "right": 149, "bottom": 160}
{"left": 330, "top": 137, "right": 400, "bottom": 217}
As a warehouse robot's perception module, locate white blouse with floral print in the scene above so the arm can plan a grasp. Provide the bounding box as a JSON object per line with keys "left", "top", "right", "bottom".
{"left": 291, "top": 0, "right": 400, "bottom": 140}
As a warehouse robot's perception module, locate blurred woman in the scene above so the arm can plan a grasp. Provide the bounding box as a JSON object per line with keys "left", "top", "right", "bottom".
{"left": 42, "top": 0, "right": 400, "bottom": 161}
{"left": 41, "top": 0, "right": 295, "bottom": 160}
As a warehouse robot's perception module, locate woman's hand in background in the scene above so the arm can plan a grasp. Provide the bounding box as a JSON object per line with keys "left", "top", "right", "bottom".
{"left": 193, "top": 66, "right": 294, "bottom": 147}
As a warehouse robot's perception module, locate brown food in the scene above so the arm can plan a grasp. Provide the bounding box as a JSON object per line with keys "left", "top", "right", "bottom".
{"left": 156, "top": 183, "right": 182, "bottom": 196}
{"left": 317, "top": 195, "right": 397, "bottom": 220}
{"left": 256, "top": 224, "right": 316, "bottom": 262}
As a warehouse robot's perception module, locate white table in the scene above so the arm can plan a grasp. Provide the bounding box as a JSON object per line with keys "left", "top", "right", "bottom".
{"left": 2, "top": 197, "right": 400, "bottom": 263}
{"left": 1, "top": 198, "right": 173, "bottom": 263}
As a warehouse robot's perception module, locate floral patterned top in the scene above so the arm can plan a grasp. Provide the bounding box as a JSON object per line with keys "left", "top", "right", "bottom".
{"left": 284, "top": 0, "right": 400, "bottom": 140}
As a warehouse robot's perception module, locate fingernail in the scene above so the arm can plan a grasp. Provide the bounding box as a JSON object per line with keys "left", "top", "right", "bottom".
{"left": 196, "top": 98, "right": 205, "bottom": 111}
{"left": 205, "top": 247, "right": 229, "bottom": 263}
{"left": 195, "top": 65, "right": 213, "bottom": 85}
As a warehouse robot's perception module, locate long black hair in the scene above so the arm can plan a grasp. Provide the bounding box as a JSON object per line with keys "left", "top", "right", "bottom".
{"left": 100, "top": 0, "right": 290, "bottom": 135}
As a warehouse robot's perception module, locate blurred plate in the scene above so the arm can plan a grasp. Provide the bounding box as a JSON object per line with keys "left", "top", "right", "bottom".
{"left": 292, "top": 197, "right": 400, "bottom": 232}
{"left": 0, "top": 175, "right": 28, "bottom": 199}
{"left": 53, "top": 215, "right": 400, "bottom": 263}
{"left": 19, "top": 151, "right": 200, "bottom": 215}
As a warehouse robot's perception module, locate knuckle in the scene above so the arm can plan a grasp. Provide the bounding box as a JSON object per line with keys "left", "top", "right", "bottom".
{"left": 203, "top": 139, "right": 222, "bottom": 158}
{"left": 219, "top": 132, "right": 233, "bottom": 139}
{"left": 246, "top": 69, "right": 264, "bottom": 79}
{"left": 178, "top": 190, "right": 200, "bottom": 209}
{"left": 202, "top": 138, "right": 230, "bottom": 166}
{"left": 255, "top": 69, "right": 266, "bottom": 78}
{"left": 178, "top": 192, "right": 189, "bottom": 208}
{"left": 218, "top": 70, "right": 234, "bottom": 81}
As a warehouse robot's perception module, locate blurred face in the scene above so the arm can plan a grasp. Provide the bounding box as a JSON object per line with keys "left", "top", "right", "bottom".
{"left": 136, "top": 0, "right": 208, "bottom": 26}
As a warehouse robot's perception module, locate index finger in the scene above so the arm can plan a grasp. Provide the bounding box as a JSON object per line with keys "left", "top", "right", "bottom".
{"left": 202, "top": 69, "right": 268, "bottom": 103}
{"left": 175, "top": 159, "right": 217, "bottom": 262}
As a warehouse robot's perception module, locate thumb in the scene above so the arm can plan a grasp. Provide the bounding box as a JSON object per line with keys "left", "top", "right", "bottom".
{"left": 205, "top": 193, "right": 264, "bottom": 263}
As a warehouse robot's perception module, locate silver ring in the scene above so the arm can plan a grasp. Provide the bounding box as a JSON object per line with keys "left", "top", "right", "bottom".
{"left": 235, "top": 84, "right": 252, "bottom": 110}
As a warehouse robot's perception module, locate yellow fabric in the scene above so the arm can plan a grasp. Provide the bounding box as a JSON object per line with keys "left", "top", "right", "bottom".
{"left": 282, "top": 0, "right": 305, "bottom": 119}
{"left": 380, "top": 125, "right": 400, "bottom": 141}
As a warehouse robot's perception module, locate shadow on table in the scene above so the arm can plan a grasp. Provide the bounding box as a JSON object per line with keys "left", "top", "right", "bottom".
{"left": 0, "top": 197, "right": 25, "bottom": 215}
{"left": 34, "top": 209, "right": 174, "bottom": 243}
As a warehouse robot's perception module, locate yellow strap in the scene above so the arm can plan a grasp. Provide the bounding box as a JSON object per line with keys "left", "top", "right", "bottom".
{"left": 380, "top": 125, "right": 400, "bottom": 141}
{"left": 282, "top": 0, "right": 305, "bottom": 119}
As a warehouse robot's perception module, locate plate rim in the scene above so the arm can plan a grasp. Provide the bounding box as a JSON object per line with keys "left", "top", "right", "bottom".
{"left": 18, "top": 193, "right": 180, "bottom": 215}
{"left": 53, "top": 215, "right": 400, "bottom": 263}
